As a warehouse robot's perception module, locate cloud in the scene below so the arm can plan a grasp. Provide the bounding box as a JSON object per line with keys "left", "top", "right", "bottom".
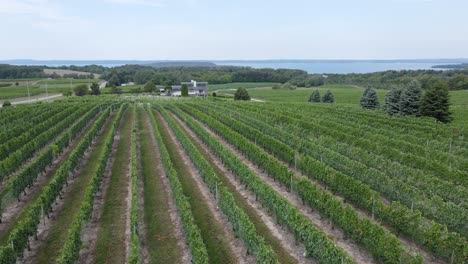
{"left": 105, "top": 0, "right": 165, "bottom": 7}
{"left": 0, "top": 0, "right": 89, "bottom": 32}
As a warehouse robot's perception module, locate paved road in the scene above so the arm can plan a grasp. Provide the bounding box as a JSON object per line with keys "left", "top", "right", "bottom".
{"left": 1, "top": 94, "right": 63, "bottom": 107}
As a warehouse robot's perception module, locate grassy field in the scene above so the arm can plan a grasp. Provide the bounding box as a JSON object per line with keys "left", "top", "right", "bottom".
{"left": 221, "top": 84, "right": 387, "bottom": 104}
{"left": 0, "top": 78, "right": 101, "bottom": 99}
{"left": 210, "top": 82, "right": 279, "bottom": 90}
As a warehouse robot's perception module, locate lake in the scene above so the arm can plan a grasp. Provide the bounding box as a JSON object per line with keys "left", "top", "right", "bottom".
{"left": 3, "top": 59, "right": 467, "bottom": 74}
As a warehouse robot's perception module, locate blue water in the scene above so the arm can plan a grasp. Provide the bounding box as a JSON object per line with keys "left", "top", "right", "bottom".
{"left": 2, "top": 59, "right": 468, "bottom": 74}
{"left": 214, "top": 61, "right": 443, "bottom": 74}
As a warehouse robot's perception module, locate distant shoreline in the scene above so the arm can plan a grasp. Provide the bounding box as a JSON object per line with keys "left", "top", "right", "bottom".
{"left": 2, "top": 59, "right": 468, "bottom": 74}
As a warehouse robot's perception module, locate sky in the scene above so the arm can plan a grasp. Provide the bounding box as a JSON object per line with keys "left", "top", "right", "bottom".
{"left": 1, "top": 0, "right": 467, "bottom": 60}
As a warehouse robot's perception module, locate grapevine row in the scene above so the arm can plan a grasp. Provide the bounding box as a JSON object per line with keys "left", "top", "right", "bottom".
{"left": 166, "top": 105, "right": 355, "bottom": 264}
{"left": 145, "top": 106, "right": 209, "bottom": 264}
{"left": 217, "top": 102, "right": 468, "bottom": 231}
{"left": 129, "top": 105, "right": 140, "bottom": 264}
{"left": 234, "top": 103, "right": 467, "bottom": 186}
{"left": 174, "top": 104, "right": 422, "bottom": 264}
{"left": 0, "top": 105, "right": 101, "bottom": 221}
{"left": 190, "top": 102, "right": 468, "bottom": 263}
{"left": 57, "top": 104, "right": 125, "bottom": 264}
{"left": 0, "top": 107, "right": 110, "bottom": 264}
{"left": 0, "top": 104, "right": 81, "bottom": 161}
{"left": 0, "top": 105, "right": 94, "bottom": 180}
{"left": 158, "top": 106, "right": 279, "bottom": 263}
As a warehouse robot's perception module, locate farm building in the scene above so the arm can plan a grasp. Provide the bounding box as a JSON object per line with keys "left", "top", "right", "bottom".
{"left": 157, "top": 80, "right": 208, "bottom": 96}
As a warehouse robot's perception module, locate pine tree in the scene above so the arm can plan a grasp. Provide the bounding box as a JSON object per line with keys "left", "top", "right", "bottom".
{"left": 383, "top": 86, "right": 401, "bottom": 115}
{"left": 234, "top": 88, "right": 251, "bottom": 101}
{"left": 420, "top": 81, "right": 452, "bottom": 123}
{"left": 399, "top": 80, "right": 422, "bottom": 116}
{"left": 308, "top": 90, "right": 321, "bottom": 102}
{"left": 360, "top": 87, "right": 379, "bottom": 109}
{"left": 322, "top": 89, "right": 334, "bottom": 103}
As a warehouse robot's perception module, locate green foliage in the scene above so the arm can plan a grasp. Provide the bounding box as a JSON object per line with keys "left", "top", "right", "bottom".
{"left": 181, "top": 104, "right": 424, "bottom": 264}
{"left": 173, "top": 105, "right": 355, "bottom": 264}
{"left": 447, "top": 74, "right": 468, "bottom": 90}
{"left": 107, "top": 73, "right": 121, "bottom": 87}
{"left": 272, "top": 83, "right": 281, "bottom": 90}
{"left": 160, "top": 107, "right": 279, "bottom": 263}
{"left": 90, "top": 82, "right": 100, "bottom": 95}
{"left": 110, "top": 86, "right": 122, "bottom": 94}
{"left": 129, "top": 106, "right": 140, "bottom": 264}
{"left": 0, "top": 107, "right": 110, "bottom": 263}
{"left": 63, "top": 90, "right": 72, "bottom": 97}
{"left": 146, "top": 106, "right": 209, "bottom": 264}
{"left": 58, "top": 105, "right": 125, "bottom": 264}
{"left": 164, "top": 85, "right": 172, "bottom": 91}
{"left": 181, "top": 84, "right": 189, "bottom": 97}
{"left": 289, "top": 74, "right": 324, "bottom": 87}
{"left": 192, "top": 101, "right": 467, "bottom": 263}
{"left": 143, "top": 80, "right": 156, "bottom": 93}
{"left": 212, "top": 92, "right": 216, "bottom": 97}
{"left": 399, "top": 80, "right": 422, "bottom": 116}
{"left": 383, "top": 86, "right": 401, "bottom": 115}
{"left": 420, "top": 81, "right": 452, "bottom": 123}
{"left": 2, "top": 101, "right": 11, "bottom": 107}
{"left": 308, "top": 90, "right": 320, "bottom": 102}
{"left": 73, "top": 84, "right": 88, "bottom": 96}
{"left": 360, "top": 87, "right": 379, "bottom": 109}
{"left": 322, "top": 89, "right": 335, "bottom": 103}
{"left": 234, "top": 88, "right": 250, "bottom": 101}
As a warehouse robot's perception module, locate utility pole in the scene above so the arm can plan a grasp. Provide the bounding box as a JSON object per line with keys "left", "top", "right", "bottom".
{"left": 27, "top": 80, "right": 30, "bottom": 100}
{"left": 45, "top": 80, "right": 49, "bottom": 99}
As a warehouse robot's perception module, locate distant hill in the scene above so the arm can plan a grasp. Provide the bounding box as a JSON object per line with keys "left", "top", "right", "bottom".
{"left": 432, "top": 63, "right": 468, "bottom": 69}
{"left": 145, "top": 61, "right": 217, "bottom": 68}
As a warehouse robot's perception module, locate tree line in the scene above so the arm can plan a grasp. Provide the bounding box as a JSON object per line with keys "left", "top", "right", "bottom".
{"left": 359, "top": 80, "right": 452, "bottom": 123}
{"left": 325, "top": 68, "right": 468, "bottom": 90}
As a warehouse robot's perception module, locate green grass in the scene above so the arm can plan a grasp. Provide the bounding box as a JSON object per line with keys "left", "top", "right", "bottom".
{"left": 173, "top": 114, "right": 297, "bottom": 264}
{"left": 210, "top": 82, "right": 279, "bottom": 91}
{"left": 34, "top": 114, "right": 117, "bottom": 263}
{"left": 222, "top": 84, "right": 387, "bottom": 104}
{"left": 138, "top": 109, "right": 181, "bottom": 263}
{"left": 449, "top": 90, "right": 468, "bottom": 127}
{"left": 95, "top": 109, "right": 132, "bottom": 264}
{"left": 156, "top": 112, "right": 237, "bottom": 264}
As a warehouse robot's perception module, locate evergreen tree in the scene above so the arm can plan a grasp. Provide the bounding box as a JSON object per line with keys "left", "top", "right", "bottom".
{"left": 399, "top": 80, "right": 422, "bottom": 116}
{"left": 90, "top": 82, "right": 100, "bottom": 95}
{"left": 308, "top": 90, "right": 321, "bottom": 102}
{"left": 420, "top": 81, "right": 452, "bottom": 123}
{"left": 383, "top": 86, "right": 402, "bottom": 115}
{"left": 234, "top": 88, "right": 251, "bottom": 101}
{"left": 144, "top": 80, "right": 156, "bottom": 93}
{"left": 360, "top": 87, "right": 379, "bottom": 109}
{"left": 181, "top": 84, "right": 189, "bottom": 96}
{"left": 322, "top": 89, "right": 335, "bottom": 103}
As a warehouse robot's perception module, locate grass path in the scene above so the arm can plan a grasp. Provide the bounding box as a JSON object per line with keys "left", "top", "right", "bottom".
{"left": 95, "top": 109, "right": 132, "bottom": 264}
{"left": 32, "top": 113, "right": 117, "bottom": 263}
{"left": 156, "top": 111, "right": 238, "bottom": 264}
{"left": 138, "top": 108, "right": 182, "bottom": 263}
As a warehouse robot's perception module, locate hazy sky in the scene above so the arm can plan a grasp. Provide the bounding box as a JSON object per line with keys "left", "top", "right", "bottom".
{"left": 1, "top": 0, "right": 467, "bottom": 60}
